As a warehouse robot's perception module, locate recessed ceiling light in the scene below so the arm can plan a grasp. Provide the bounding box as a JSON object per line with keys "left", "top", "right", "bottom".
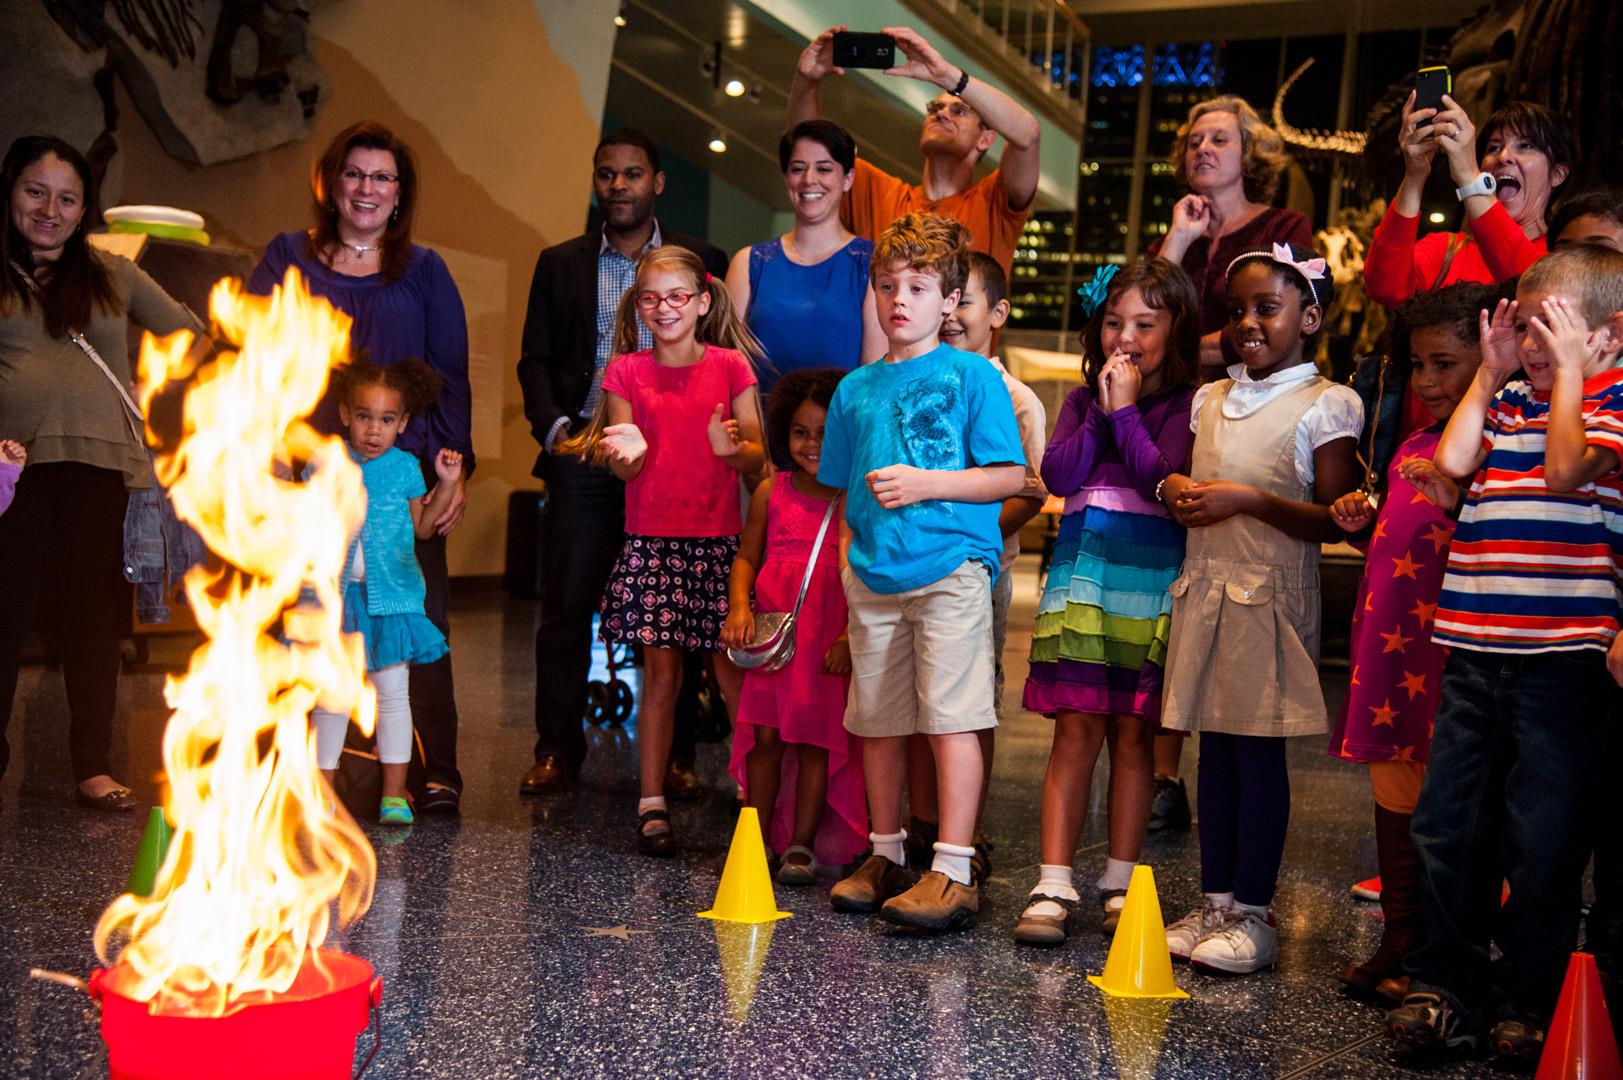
{"left": 708, "top": 136, "right": 728, "bottom": 153}
{"left": 724, "top": 78, "right": 746, "bottom": 97}
{"left": 614, "top": 13, "right": 626, "bottom": 27}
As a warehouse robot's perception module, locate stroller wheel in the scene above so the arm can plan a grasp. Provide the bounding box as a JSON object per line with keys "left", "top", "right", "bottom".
{"left": 584, "top": 680, "right": 610, "bottom": 726}
{"left": 609, "top": 680, "right": 635, "bottom": 726}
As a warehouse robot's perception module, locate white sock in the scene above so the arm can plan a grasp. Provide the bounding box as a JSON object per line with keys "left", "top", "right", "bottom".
{"left": 1025, "top": 863, "right": 1079, "bottom": 918}
{"left": 1233, "top": 900, "right": 1269, "bottom": 918}
{"left": 1204, "top": 891, "right": 1235, "bottom": 910}
{"left": 931, "top": 841, "right": 976, "bottom": 886}
{"left": 638, "top": 796, "right": 669, "bottom": 834}
{"left": 870, "top": 830, "right": 906, "bottom": 866}
{"left": 1097, "top": 857, "right": 1135, "bottom": 893}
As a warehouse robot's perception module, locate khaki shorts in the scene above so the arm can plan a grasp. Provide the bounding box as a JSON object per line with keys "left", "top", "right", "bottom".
{"left": 842, "top": 560, "right": 998, "bottom": 738}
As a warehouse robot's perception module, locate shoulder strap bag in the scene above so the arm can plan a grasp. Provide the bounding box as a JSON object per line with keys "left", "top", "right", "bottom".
{"left": 726, "top": 494, "right": 841, "bottom": 672}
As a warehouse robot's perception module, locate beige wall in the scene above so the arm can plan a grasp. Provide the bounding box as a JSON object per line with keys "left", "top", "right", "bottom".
{"left": 111, "top": 0, "right": 621, "bottom": 576}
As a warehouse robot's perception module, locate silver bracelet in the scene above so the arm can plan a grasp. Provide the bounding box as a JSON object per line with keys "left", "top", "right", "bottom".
{"left": 1154, "top": 477, "right": 1168, "bottom": 504}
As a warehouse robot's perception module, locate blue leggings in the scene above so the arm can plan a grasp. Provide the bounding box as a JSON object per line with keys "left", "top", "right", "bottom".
{"left": 1197, "top": 732, "right": 1290, "bottom": 906}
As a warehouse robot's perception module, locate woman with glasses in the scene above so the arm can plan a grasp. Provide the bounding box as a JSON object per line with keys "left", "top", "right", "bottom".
{"left": 250, "top": 121, "right": 474, "bottom": 815}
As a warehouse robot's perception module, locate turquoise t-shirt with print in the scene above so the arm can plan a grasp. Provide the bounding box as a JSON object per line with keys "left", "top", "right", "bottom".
{"left": 818, "top": 344, "right": 1024, "bottom": 594}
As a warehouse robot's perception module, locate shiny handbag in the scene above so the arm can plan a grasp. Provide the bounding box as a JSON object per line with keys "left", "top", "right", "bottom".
{"left": 726, "top": 495, "right": 840, "bottom": 672}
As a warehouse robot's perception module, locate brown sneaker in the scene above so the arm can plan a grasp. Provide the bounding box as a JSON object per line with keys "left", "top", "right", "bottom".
{"left": 830, "top": 855, "right": 912, "bottom": 914}
{"left": 881, "top": 871, "right": 979, "bottom": 933}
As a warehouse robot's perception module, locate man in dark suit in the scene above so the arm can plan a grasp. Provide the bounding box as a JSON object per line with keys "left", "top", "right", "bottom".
{"left": 517, "top": 128, "right": 728, "bottom": 794}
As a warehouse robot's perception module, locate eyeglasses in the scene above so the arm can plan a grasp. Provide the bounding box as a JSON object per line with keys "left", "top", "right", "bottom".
{"left": 634, "top": 290, "right": 696, "bottom": 310}
{"left": 341, "top": 167, "right": 400, "bottom": 186}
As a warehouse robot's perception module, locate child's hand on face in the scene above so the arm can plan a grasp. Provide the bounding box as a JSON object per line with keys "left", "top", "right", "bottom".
{"left": 1531, "top": 296, "right": 1593, "bottom": 379}
{"left": 434, "top": 449, "right": 463, "bottom": 484}
{"left": 1399, "top": 457, "right": 1461, "bottom": 510}
{"left": 707, "top": 404, "right": 742, "bottom": 458}
{"left": 1099, "top": 351, "right": 1141, "bottom": 413}
{"left": 1478, "top": 299, "right": 1522, "bottom": 379}
{"left": 1329, "top": 490, "right": 1375, "bottom": 533}
{"left": 822, "top": 637, "right": 852, "bottom": 675}
{"left": 866, "top": 464, "right": 933, "bottom": 509}
{"left": 721, "top": 604, "right": 755, "bottom": 649}
{"left": 0, "top": 440, "right": 25, "bottom": 468}
{"left": 1172, "top": 479, "right": 1255, "bottom": 527}
{"left": 600, "top": 423, "right": 647, "bottom": 466}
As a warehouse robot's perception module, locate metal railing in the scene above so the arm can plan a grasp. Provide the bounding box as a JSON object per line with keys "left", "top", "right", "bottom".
{"left": 923, "top": 0, "right": 1090, "bottom": 112}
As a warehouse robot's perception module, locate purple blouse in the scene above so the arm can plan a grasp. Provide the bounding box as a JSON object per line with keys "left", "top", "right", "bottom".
{"left": 249, "top": 231, "right": 474, "bottom": 473}
{"left": 1041, "top": 385, "right": 1195, "bottom": 505}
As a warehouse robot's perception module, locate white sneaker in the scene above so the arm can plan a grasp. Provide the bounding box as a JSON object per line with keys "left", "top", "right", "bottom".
{"left": 1165, "top": 900, "right": 1231, "bottom": 961}
{"left": 1190, "top": 908, "right": 1278, "bottom": 974}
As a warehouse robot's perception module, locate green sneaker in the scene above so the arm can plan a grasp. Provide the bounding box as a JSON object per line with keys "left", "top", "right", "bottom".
{"left": 379, "top": 796, "right": 414, "bottom": 826}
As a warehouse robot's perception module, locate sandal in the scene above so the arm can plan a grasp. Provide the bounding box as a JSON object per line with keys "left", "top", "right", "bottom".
{"left": 1100, "top": 887, "right": 1128, "bottom": 935}
{"left": 776, "top": 845, "right": 817, "bottom": 886}
{"left": 1014, "top": 893, "right": 1077, "bottom": 946}
{"left": 637, "top": 808, "right": 677, "bottom": 858}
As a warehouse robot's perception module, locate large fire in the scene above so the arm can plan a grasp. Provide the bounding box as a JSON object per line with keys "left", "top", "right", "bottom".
{"left": 94, "top": 269, "right": 378, "bottom": 1017}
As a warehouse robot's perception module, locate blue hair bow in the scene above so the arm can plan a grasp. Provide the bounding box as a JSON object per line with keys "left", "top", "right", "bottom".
{"left": 1076, "top": 264, "right": 1119, "bottom": 318}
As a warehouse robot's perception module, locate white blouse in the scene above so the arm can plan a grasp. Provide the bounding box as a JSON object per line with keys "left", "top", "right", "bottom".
{"left": 1191, "top": 363, "right": 1363, "bottom": 486}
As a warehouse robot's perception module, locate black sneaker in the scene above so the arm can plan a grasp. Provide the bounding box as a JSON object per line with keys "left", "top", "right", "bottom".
{"left": 1386, "top": 991, "right": 1481, "bottom": 1053}
{"left": 1147, "top": 777, "right": 1191, "bottom": 833}
{"left": 1488, "top": 1017, "right": 1545, "bottom": 1063}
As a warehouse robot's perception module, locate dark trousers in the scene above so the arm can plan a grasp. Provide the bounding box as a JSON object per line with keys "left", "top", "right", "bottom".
{"left": 1407, "top": 648, "right": 1610, "bottom": 1023}
{"left": 411, "top": 532, "right": 460, "bottom": 792}
{"left": 1197, "top": 732, "right": 1290, "bottom": 906}
{"left": 533, "top": 454, "right": 697, "bottom": 770}
{"left": 0, "top": 463, "right": 129, "bottom": 783}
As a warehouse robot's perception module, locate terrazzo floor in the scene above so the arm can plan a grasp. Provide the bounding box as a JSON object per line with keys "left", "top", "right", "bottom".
{"left": 0, "top": 556, "right": 1606, "bottom": 1078}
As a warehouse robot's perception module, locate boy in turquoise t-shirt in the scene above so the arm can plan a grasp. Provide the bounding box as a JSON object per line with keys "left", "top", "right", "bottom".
{"left": 818, "top": 213, "right": 1025, "bottom": 932}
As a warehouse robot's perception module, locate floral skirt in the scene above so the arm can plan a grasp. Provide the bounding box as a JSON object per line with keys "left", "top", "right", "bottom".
{"left": 600, "top": 534, "right": 739, "bottom": 651}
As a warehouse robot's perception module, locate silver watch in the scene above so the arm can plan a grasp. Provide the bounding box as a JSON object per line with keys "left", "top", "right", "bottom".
{"left": 1455, "top": 173, "right": 1497, "bottom": 201}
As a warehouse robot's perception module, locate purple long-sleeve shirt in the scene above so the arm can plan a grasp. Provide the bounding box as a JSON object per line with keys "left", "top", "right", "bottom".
{"left": 249, "top": 232, "right": 475, "bottom": 475}
{"left": 0, "top": 461, "right": 17, "bottom": 516}
{"left": 1040, "top": 385, "right": 1195, "bottom": 505}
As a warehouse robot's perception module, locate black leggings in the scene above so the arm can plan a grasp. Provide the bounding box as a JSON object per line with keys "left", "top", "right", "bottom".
{"left": 0, "top": 462, "right": 129, "bottom": 783}
{"left": 1197, "top": 732, "right": 1291, "bottom": 906}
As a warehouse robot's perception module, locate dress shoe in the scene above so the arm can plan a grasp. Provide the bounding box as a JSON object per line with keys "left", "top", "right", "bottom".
{"left": 74, "top": 786, "right": 137, "bottom": 812}
{"left": 519, "top": 754, "right": 575, "bottom": 795}
{"left": 418, "top": 784, "right": 460, "bottom": 815}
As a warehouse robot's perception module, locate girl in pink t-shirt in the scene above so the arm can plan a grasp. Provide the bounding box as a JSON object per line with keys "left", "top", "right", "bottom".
{"left": 564, "top": 246, "right": 766, "bottom": 857}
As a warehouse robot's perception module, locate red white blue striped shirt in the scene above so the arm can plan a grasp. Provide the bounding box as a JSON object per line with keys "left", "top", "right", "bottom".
{"left": 1433, "top": 369, "right": 1623, "bottom": 653}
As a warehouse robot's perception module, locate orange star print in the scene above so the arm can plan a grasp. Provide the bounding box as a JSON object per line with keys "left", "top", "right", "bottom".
{"left": 1381, "top": 626, "right": 1412, "bottom": 653}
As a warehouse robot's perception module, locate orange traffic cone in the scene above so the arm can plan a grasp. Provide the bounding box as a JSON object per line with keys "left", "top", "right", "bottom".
{"left": 1535, "top": 952, "right": 1623, "bottom": 1080}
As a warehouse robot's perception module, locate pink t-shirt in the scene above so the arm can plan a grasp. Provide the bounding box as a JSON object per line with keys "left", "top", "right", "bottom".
{"left": 600, "top": 345, "right": 758, "bottom": 537}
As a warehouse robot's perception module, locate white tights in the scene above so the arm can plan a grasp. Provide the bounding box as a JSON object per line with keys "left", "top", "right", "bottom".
{"left": 313, "top": 663, "right": 412, "bottom": 768}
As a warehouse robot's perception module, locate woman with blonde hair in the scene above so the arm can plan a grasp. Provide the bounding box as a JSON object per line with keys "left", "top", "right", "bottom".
{"left": 1150, "top": 95, "right": 1312, "bottom": 374}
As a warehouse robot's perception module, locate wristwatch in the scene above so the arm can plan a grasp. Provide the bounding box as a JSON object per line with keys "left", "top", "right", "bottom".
{"left": 1455, "top": 172, "right": 1496, "bottom": 201}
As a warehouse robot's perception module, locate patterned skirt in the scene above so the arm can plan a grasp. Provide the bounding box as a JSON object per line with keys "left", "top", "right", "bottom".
{"left": 600, "top": 533, "right": 739, "bottom": 651}
{"left": 1023, "top": 504, "right": 1183, "bottom": 722}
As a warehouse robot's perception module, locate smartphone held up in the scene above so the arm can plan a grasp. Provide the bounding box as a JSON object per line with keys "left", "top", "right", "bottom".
{"left": 832, "top": 31, "right": 896, "bottom": 70}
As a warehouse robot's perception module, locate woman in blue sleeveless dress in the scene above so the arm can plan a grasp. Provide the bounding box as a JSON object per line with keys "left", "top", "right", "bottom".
{"left": 725, "top": 120, "right": 883, "bottom": 396}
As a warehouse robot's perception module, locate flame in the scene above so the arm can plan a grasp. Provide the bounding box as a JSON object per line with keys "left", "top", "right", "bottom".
{"left": 94, "top": 269, "right": 378, "bottom": 1016}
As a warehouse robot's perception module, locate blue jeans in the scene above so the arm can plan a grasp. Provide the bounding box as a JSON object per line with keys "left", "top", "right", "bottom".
{"left": 1407, "top": 647, "right": 1610, "bottom": 1024}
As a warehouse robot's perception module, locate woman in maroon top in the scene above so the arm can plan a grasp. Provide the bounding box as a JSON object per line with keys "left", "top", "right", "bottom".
{"left": 1150, "top": 95, "right": 1311, "bottom": 374}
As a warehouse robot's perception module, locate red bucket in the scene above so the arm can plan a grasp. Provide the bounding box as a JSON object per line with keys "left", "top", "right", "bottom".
{"left": 89, "top": 949, "right": 382, "bottom": 1080}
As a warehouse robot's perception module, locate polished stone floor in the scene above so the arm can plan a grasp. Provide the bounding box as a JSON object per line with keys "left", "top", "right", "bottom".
{"left": 0, "top": 558, "right": 1591, "bottom": 1078}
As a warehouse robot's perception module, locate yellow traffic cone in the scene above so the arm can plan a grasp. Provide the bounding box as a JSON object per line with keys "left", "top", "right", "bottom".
{"left": 712, "top": 921, "right": 776, "bottom": 1024}
{"left": 698, "top": 807, "right": 792, "bottom": 924}
{"left": 1088, "top": 864, "right": 1190, "bottom": 999}
{"left": 125, "top": 806, "right": 174, "bottom": 898}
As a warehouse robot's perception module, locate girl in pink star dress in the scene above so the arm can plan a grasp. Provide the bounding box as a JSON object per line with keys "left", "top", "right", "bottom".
{"left": 1327, "top": 283, "right": 1494, "bottom": 1001}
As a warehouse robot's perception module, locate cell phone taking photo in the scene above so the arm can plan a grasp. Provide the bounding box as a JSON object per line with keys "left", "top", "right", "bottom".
{"left": 1413, "top": 66, "right": 1452, "bottom": 119}
{"left": 833, "top": 31, "right": 896, "bottom": 70}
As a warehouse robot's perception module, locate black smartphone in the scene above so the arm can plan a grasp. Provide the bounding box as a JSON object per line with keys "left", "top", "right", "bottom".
{"left": 833, "top": 31, "right": 896, "bottom": 70}
{"left": 1413, "top": 66, "right": 1452, "bottom": 117}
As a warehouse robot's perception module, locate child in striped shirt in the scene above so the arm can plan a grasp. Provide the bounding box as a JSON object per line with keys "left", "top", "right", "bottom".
{"left": 1387, "top": 244, "right": 1623, "bottom": 1061}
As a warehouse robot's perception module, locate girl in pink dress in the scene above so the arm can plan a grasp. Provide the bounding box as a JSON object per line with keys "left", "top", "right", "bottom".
{"left": 1327, "top": 282, "right": 1495, "bottom": 1002}
{"left": 723, "top": 368, "right": 866, "bottom": 883}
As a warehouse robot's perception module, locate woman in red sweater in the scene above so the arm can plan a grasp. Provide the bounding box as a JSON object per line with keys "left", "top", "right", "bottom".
{"left": 1364, "top": 97, "right": 1574, "bottom": 310}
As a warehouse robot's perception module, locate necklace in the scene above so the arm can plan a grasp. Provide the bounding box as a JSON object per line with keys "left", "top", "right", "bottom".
{"left": 342, "top": 241, "right": 382, "bottom": 257}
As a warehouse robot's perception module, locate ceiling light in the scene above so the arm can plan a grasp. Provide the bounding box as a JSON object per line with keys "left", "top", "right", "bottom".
{"left": 708, "top": 135, "right": 728, "bottom": 154}
{"left": 1428, "top": 211, "right": 1447, "bottom": 224}
{"left": 614, "top": 12, "right": 626, "bottom": 27}
{"left": 724, "top": 78, "right": 746, "bottom": 97}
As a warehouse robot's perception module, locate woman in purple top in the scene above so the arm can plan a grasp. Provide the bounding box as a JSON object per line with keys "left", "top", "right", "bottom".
{"left": 1149, "top": 96, "right": 1312, "bottom": 374}
{"left": 249, "top": 121, "right": 472, "bottom": 814}
{"left": 1014, "top": 259, "right": 1199, "bottom": 945}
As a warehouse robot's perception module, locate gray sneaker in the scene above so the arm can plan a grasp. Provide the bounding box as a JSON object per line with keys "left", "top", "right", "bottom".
{"left": 1165, "top": 899, "right": 1232, "bottom": 961}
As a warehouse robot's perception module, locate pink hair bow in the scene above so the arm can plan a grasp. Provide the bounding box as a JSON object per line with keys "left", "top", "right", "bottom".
{"left": 1271, "top": 242, "right": 1326, "bottom": 283}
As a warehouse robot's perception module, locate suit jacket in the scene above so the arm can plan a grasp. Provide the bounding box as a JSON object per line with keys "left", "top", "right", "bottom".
{"left": 517, "top": 224, "right": 728, "bottom": 479}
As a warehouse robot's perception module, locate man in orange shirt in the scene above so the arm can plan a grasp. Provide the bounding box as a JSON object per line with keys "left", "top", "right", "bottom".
{"left": 788, "top": 25, "right": 1040, "bottom": 277}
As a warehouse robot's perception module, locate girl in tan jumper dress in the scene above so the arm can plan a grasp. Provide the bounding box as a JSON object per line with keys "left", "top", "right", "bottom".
{"left": 1156, "top": 243, "right": 1364, "bottom": 974}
